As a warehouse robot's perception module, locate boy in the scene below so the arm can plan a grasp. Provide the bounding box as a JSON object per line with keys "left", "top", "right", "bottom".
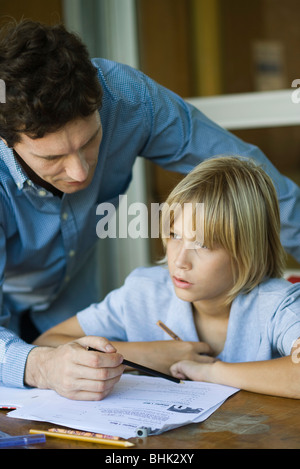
{"left": 35, "top": 157, "right": 300, "bottom": 399}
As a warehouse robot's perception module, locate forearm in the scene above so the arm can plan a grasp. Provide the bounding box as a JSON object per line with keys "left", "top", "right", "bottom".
{"left": 110, "top": 340, "right": 214, "bottom": 374}
{"left": 33, "top": 316, "right": 85, "bottom": 346}
{"left": 34, "top": 332, "right": 77, "bottom": 346}
{"left": 111, "top": 341, "right": 168, "bottom": 373}
{"left": 35, "top": 321, "right": 215, "bottom": 376}
{"left": 33, "top": 339, "right": 166, "bottom": 373}
{"left": 209, "top": 356, "right": 300, "bottom": 399}
{"left": 24, "top": 345, "right": 55, "bottom": 388}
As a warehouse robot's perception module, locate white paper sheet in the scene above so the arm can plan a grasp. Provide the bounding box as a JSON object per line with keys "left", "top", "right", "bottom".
{"left": 6, "top": 375, "right": 238, "bottom": 439}
{"left": 0, "top": 385, "right": 54, "bottom": 408}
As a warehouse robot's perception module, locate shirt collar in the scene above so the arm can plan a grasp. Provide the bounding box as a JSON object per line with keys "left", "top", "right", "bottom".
{"left": 0, "top": 142, "right": 28, "bottom": 189}
{"left": 0, "top": 142, "right": 61, "bottom": 197}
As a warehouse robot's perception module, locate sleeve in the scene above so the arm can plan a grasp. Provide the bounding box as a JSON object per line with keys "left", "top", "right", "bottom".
{"left": 139, "top": 74, "right": 300, "bottom": 262}
{"left": 270, "top": 285, "right": 300, "bottom": 356}
{"left": 0, "top": 328, "right": 36, "bottom": 388}
{"left": 76, "top": 282, "right": 128, "bottom": 341}
{"left": 0, "top": 203, "right": 35, "bottom": 388}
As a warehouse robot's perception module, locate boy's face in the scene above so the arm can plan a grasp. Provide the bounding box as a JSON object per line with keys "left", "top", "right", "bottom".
{"left": 12, "top": 111, "right": 102, "bottom": 194}
{"left": 166, "top": 208, "right": 234, "bottom": 311}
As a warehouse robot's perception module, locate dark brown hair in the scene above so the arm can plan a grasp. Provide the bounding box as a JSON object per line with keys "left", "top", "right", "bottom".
{"left": 0, "top": 20, "right": 103, "bottom": 146}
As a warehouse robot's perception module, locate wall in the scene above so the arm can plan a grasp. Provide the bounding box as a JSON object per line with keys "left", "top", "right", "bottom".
{"left": 137, "top": 0, "right": 300, "bottom": 268}
{"left": 0, "top": 0, "right": 63, "bottom": 24}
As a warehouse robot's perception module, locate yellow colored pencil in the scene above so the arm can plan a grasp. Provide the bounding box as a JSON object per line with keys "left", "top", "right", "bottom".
{"left": 29, "top": 429, "right": 134, "bottom": 447}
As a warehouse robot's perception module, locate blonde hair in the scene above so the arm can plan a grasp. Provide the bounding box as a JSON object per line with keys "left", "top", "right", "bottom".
{"left": 161, "top": 156, "right": 286, "bottom": 303}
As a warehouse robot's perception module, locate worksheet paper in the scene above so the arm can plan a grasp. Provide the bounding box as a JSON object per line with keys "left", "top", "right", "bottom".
{"left": 0, "top": 386, "right": 51, "bottom": 408}
{"left": 7, "top": 375, "right": 238, "bottom": 439}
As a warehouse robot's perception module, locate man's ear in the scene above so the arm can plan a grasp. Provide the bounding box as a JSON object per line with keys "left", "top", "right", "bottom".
{"left": 0, "top": 137, "right": 13, "bottom": 149}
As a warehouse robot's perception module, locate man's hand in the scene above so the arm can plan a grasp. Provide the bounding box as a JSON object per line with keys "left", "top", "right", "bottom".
{"left": 24, "top": 336, "right": 125, "bottom": 400}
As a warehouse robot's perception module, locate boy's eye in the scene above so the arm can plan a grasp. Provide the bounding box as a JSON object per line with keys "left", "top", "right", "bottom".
{"left": 194, "top": 241, "right": 208, "bottom": 250}
{"left": 170, "top": 231, "right": 181, "bottom": 240}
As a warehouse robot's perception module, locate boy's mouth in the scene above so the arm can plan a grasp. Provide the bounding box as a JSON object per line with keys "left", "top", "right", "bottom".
{"left": 173, "top": 276, "right": 193, "bottom": 289}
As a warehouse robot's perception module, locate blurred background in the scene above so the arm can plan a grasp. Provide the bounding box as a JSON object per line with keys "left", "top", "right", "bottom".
{"left": 1, "top": 0, "right": 299, "bottom": 295}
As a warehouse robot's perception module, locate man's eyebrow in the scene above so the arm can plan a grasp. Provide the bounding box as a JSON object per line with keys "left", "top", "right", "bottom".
{"left": 31, "top": 126, "right": 101, "bottom": 159}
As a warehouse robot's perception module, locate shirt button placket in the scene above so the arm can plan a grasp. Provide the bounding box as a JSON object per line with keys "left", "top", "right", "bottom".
{"left": 61, "top": 202, "right": 77, "bottom": 284}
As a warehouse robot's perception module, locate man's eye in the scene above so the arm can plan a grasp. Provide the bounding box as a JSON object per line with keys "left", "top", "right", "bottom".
{"left": 40, "top": 155, "right": 61, "bottom": 162}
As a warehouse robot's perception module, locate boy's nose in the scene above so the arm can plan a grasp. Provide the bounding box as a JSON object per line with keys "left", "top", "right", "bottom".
{"left": 174, "top": 245, "right": 192, "bottom": 270}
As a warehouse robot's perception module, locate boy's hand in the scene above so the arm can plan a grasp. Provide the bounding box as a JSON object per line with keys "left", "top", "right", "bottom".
{"left": 170, "top": 359, "right": 216, "bottom": 381}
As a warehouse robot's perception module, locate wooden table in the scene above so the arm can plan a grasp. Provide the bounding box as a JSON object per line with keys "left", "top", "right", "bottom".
{"left": 1, "top": 389, "right": 299, "bottom": 450}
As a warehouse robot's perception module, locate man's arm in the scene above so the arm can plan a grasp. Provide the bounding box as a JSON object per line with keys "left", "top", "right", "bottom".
{"left": 1, "top": 319, "right": 125, "bottom": 400}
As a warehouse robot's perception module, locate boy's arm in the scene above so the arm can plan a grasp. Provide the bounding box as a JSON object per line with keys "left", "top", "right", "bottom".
{"left": 170, "top": 338, "right": 300, "bottom": 399}
{"left": 33, "top": 315, "right": 84, "bottom": 346}
{"left": 110, "top": 340, "right": 215, "bottom": 374}
{"left": 34, "top": 316, "right": 215, "bottom": 375}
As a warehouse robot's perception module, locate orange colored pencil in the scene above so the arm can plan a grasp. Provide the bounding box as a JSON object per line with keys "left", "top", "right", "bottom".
{"left": 156, "top": 320, "right": 182, "bottom": 341}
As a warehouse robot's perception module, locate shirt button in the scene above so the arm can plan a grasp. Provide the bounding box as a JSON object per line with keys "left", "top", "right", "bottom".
{"left": 62, "top": 212, "right": 68, "bottom": 220}
{"left": 65, "top": 276, "right": 70, "bottom": 283}
{"left": 39, "top": 190, "right": 47, "bottom": 197}
{"left": 69, "top": 250, "right": 75, "bottom": 257}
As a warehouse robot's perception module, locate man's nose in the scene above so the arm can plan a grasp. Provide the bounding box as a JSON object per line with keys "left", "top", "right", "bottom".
{"left": 65, "top": 152, "right": 89, "bottom": 181}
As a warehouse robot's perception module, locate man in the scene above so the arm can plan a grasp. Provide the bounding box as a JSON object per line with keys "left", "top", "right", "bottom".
{"left": 0, "top": 20, "right": 299, "bottom": 399}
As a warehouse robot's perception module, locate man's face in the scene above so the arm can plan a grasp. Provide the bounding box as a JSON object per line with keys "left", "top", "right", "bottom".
{"left": 12, "top": 112, "right": 102, "bottom": 194}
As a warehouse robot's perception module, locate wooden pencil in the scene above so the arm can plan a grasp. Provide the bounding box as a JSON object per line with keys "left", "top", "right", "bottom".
{"left": 29, "top": 429, "right": 134, "bottom": 447}
{"left": 156, "top": 320, "right": 182, "bottom": 341}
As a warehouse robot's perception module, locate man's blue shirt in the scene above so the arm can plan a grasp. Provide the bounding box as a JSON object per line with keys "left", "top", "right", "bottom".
{"left": 0, "top": 58, "right": 299, "bottom": 387}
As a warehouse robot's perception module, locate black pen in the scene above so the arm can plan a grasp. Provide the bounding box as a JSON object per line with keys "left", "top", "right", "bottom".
{"left": 87, "top": 347, "right": 182, "bottom": 384}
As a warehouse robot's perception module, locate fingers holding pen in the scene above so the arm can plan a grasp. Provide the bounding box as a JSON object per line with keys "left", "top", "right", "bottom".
{"left": 77, "top": 336, "right": 124, "bottom": 367}
{"left": 45, "top": 337, "right": 125, "bottom": 401}
{"left": 75, "top": 337, "right": 125, "bottom": 401}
